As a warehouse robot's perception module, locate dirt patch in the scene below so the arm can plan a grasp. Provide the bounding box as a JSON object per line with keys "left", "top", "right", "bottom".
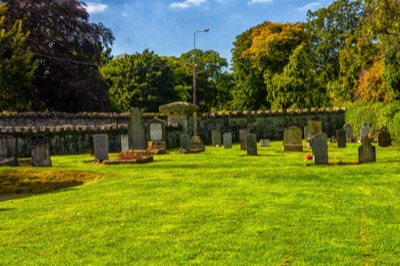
{"left": 0, "top": 169, "right": 99, "bottom": 197}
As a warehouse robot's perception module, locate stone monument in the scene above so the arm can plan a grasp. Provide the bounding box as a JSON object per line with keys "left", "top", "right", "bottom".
{"left": 128, "top": 108, "right": 147, "bottom": 150}
{"left": 336, "top": 129, "right": 346, "bottom": 148}
{"left": 360, "top": 122, "right": 371, "bottom": 141}
{"left": 93, "top": 134, "right": 109, "bottom": 161}
{"left": 247, "top": 134, "right": 257, "bottom": 156}
{"left": 283, "top": 126, "right": 303, "bottom": 152}
{"left": 147, "top": 118, "right": 167, "bottom": 154}
{"left": 358, "top": 137, "right": 376, "bottom": 164}
{"left": 313, "top": 133, "right": 328, "bottom": 164}
{"left": 212, "top": 129, "right": 222, "bottom": 147}
{"left": 0, "top": 135, "right": 18, "bottom": 166}
{"left": 223, "top": 132, "right": 232, "bottom": 149}
{"left": 377, "top": 127, "right": 391, "bottom": 147}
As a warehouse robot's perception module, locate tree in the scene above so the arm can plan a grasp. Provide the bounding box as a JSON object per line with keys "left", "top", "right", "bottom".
{"left": 179, "top": 49, "right": 231, "bottom": 111}
{"left": 2, "top": 0, "right": 114, "bottom": 112}
{"left": 306, "top": 0, "right": 366, "bottom": 103}
{"left": 101, "top": 49, "right": 178, "bottom": 112}
{"left": 268, "top": 44, "right": 327, "bottom": 109}
{"left": 0, "top": 3, "right": 38, "bottom": 111}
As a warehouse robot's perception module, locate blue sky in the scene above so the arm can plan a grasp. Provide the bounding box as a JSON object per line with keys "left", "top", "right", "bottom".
{"left": 86, "top": 0, "right": 334, "bottom": 64}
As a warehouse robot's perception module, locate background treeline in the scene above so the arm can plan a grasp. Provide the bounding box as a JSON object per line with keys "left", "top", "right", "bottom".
{"left": 1, "top": 0, "right": 400, "bottom": 120}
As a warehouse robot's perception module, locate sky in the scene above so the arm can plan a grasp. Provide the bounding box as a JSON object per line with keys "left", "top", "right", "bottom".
{"left": 86, "top": 0, "right": 334, "bottom": 64}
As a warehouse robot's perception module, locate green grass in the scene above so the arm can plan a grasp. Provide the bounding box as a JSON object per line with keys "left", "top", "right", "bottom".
{"left": 1, "top": 141, "right": 400, "bottom": 265}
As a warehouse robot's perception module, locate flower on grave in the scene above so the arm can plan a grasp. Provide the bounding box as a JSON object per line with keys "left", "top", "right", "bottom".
{"left": 305, "top": 154, "right": 313, "bottom": 160}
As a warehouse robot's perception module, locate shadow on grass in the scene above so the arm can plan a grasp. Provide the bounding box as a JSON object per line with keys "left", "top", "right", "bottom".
{"left": 0, "top": 169, "right": 99, "bottom": 202}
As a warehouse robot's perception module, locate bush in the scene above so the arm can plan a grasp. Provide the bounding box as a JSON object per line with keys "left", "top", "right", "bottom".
{"left": 345, "top": 101, "right": 400, "bottom": 142}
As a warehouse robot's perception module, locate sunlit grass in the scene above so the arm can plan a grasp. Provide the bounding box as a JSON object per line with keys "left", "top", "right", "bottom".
{"left": 0, "top": 141, "right": 399, "bottom": 264}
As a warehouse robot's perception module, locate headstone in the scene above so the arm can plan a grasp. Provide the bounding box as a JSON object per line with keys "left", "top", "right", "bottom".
{"left": 378, "top": 127, "right": 391, "bottom": 147}
{"left": 307, "top": 121, "right": 322, "bottom": 141}
{"left": 180, "top": 134, "right": 190, "bottom": 150}
{"left": 343, "top": 123, "right": 356, "bottom": 142}
{"left": 313, "top": 133, "right": 328, "bottom": 164}
{"left": 120, "top": 134, "right": 129, "bottom": 152}
{"left": 0, "top": 135, "right": 18, "bottom": 166}
{"left": 93, "top": 134, "right": 108, "bottom": 161}
{"left": 358, "top": 137, "right": 376, "bottom": 164}
{"left": 128, "top": 108, "right": 147, "bottom": 150}
{"left": 360, "top": 122, "right": 371, "bottom": 141}
{"left": 212, "top": 129, "right": 222, "bottom": 147}
{"left": 260, "top": 139, "right": 270, "bottom": 147}
{"left": 303, "top": 126, "right": 308, "bottom": 141}
{"left": 283, "top": 126, "right": 303, "bottom": 152}
{"left": 336, "top": 129, "right": 346, "bottom": 148}
{"left": 147, "top": 118, "right": 166, "bottom": 154}
{"left": 189, "top": 136, "right": 205, "bottom": 153}
{"left": 223, "top": 132, "right": 232, "bottom": 149}
{"left": 246, "top": 134, "right": 257, "bottom": 156}
{"left": 31, "top": 144, "right": 52, "bottom": 166}
{"left": 239, "top": 129, "right": 249, "bottom": 150}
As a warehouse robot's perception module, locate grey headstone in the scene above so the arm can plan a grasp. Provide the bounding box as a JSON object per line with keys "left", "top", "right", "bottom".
{"left": 358, "top": 137, "right": 376, "bottom": 164}
{"left": 283, "top": 126, "right": 303, "bottom": 152}
{"left": 343, "top": 123, "right": 355, "bottom": 142}
{"left": 93, "top": 134, "right": 108, "bottom": 161}
{"left": 120, "top": 134, "right": 129, "bottom": 152}
{"left": 147, "top": 118, "right": 165, "bottom": 141}
{"left": 260, "top": 139, "right": 270, "bottom": 147}
{"left": 223, "top": 132, "right": 232, "bottom": 149}
{"left": 128, "top": 108, "right": 147, "bottom": 150}
{"left": 378, "top": 127, "right": 391, "bottom": 147}
{"left": 180, "top": 134, "right": 190, "bottom": 150}
{"left": 246, "top": 134, "right": 257, "bottom": 156}
{"left": 31, "top": 144, "right": 52, "bottom": 166}
{"left": 239, "top": 129, "right": 249, "bottom": 150}
{"left": 0, "top": 136, "right": 18, "bottom": 166}
{"left": 360, "top": 122, "right": 371, "bottom": 141}
{"left": 336, "top": 129, "right": 346, "bottom": 148}
{"left": 304, "top": 126, "right": 308, "bottom": 141}
{"left": 313, "top": 133, "right": 328, "bottom": 165}
{"left": 212, "top": 129, "right": 222, "bottom": 147}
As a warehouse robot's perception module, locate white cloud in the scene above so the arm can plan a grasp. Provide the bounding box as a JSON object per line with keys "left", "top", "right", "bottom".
{"left": 85, "top": 2, "right": 108, "bottom": 14}
{"left": 170, "top": 0, "right": 207, "bottom": 9}
{"left": 248, "top": 0, "right": 272, "bottom": 5}
{"left": 297, "top": 2, "right": 321, "bottom": 11}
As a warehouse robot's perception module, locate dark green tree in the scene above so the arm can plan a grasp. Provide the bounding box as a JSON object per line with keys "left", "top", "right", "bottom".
{"left": 0, "top": 3, "right": 38, "bottom": 111}
{"left": 2, "top": 0, "right": 114, "bottom": 112}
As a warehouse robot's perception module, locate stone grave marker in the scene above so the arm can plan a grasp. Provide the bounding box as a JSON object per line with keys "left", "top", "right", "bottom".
{"left": 378, "top": 127, "right": 391, "bottom": 147}
{"left": 0, "top": 135, "right": 18, "bottom": 166}
{"left": 239, "top": 129, "right": 249, "bottom": 150}
{"left": 343, "top": 123, "right": 356, "bottom": 142}
{"left": 336, "top": 129, "right": 346, "bottom": 148}
{"left": 304, "top": 126, "right": 308, "bottom": 141}
{"left": 212, "top": 129, "right": 222, "bottom": 147}
{"left": 31, "top": 143, "right": 52, "bottom": 167}
{"left": 120, "top": 134, "right": 129, "bottom": 152}
{"left": 223, "top": 132, "right": 232, "bottom": 149}
{"left": 247, "top": 134, "right": 257, "bottom": 156}
{"left": 93, "top": 134, "right": 108, "bottom": 161}
{"left": 360, "top": 122, "right": 371, "bottom": 141}
{"left": 180, "top": 134, "right": 190, "bottom": 150}
{"left": 307, "top": 121, "right": 322, "bottom": 141}
{"left": 128, "top": 108, "right": 147, "bottom": 150}
{"left": 313, "top": 133, "right": 328, "bottom": 164}
{"left": 260, "top": 139, "right": 270, "bottom": 147}
{"left": 283, "top": 126, "right": 303, "bottom": 152}
{"left": 147, "top": 118, "right": 166, "bottom": 154}
{"left": 358, "top": 137, "right": 376, "bottom": 164}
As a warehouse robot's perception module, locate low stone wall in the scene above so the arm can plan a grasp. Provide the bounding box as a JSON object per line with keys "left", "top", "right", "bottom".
{"left": 0, "top": 107, "right": 346, "bottom": 155}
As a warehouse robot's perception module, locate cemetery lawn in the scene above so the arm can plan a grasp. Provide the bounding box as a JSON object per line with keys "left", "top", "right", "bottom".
{"left": 1, "top": 141, "right": 400, "bottom": 265}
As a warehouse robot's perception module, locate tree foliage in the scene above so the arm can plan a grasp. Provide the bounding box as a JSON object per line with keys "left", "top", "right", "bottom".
{"left": 101, "top": 49, "right": 177, "bottom": 112}
{"left": 2, "top": 0, "right": 114, "bottom": 112}
{"left": 0, "top": 3, "right": 38, "bottom": 111}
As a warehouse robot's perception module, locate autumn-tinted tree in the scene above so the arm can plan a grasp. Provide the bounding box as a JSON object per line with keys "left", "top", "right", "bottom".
{"left": 2, "top": 0, "right": 114, "bottom": 112}
{"left": 0, "top": 3, "right": 38, "bottom": 111}
{"left": 101, "top": 49, "right": 177, "bottom": 112}
{"left": 231, "top": 22, "right": 307, "bottom": 110}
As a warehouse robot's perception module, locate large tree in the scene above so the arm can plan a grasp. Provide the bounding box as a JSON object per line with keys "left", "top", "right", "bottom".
{"left": 2, "top": 0, "right": 114, "bottom": 112}
{"left": 101, "top": 49, "right": 178, "bottom": 112}
{"left": 0, "top": 3, "right": 38, "bottom": 111}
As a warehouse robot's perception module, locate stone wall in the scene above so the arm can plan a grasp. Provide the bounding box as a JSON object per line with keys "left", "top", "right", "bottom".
{"left": 0, "top": 108, "right": 345, "bottom": 155}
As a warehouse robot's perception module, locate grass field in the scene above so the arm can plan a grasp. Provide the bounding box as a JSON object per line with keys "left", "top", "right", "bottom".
{"left": 1, "top": 141, "right": 399, "bottom": 265}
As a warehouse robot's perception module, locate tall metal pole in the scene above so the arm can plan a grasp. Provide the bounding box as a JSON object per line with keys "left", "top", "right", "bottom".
{"left": 192, "top": 28, "right": 208, "bottom": 137}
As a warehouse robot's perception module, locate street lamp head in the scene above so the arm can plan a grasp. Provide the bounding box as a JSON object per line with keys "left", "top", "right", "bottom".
{"left": 202, "top": 28, "right": 209, "bottom": 32}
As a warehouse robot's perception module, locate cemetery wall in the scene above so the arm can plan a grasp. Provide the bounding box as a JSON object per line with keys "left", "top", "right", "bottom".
{"left": 0, "top": 108, "right": 345, "bottom": 155}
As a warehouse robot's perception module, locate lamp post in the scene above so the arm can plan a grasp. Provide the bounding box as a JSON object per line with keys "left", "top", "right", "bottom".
{"left": 193, "top": 28, "right": 209, "bottom": 136}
